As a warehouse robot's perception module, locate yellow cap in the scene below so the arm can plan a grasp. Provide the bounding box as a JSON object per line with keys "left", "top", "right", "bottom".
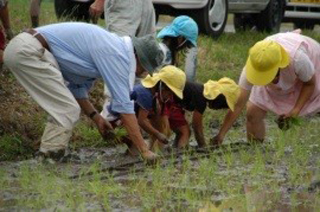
{"left": 203, "top": 77, "right": 240, "bottom": 111}
{"left": 141, "top": 65, "right": 186, "bottom": 99}
{"left": 246, "top": 40, "right": 290, "bottom": 85}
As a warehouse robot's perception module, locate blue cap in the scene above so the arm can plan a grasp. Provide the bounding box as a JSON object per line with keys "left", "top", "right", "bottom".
{"left": 157, "top": 15, "right": 198, "bottom": 47}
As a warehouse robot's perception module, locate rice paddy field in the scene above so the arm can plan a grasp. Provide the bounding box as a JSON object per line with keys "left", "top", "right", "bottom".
{"left": 1, "top": 0, "right": 320, "bottom": 211}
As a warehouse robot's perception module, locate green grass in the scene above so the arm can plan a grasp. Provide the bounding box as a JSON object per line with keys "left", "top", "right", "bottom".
{"left": 1, "top": 0, "right": 320, "bottom": 211}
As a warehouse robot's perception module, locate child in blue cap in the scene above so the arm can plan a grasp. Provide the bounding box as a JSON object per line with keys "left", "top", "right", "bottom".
{"left": 157, "top": 15, "right": 198, "bottom": 81}
{"left": 157, "top": 15, "right": 198, "bottom": 148}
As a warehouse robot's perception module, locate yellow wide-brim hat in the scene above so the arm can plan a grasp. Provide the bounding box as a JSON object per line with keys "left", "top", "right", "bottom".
{"left": 141, "top": 65, "right": 186, "bottom": 99}
{"left": 203, "top": 77, "right": 240, "bottom": 111}
{"left": 246, "top": 40, "right": 290, "bottom": 86}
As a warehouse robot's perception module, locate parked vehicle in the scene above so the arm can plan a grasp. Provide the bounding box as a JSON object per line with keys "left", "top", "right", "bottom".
{"left": 152, "top": 0, "right": 286, "bottom": 38}
{"left": 54, "top": 0, "right": 289, "bottom": 38}
{"left": 283, "top": 0, "right": 320, "bottom": 30}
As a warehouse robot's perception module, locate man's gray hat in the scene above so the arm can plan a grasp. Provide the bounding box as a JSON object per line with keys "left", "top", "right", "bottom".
{"left": 131, "top": 35, "right": 164, "bottom": 75}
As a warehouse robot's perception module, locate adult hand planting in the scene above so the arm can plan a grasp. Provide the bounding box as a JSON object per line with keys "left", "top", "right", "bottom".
{"left": 91, "top": 112, "right": 115, "bottom": 139}
{"left": 4, "top": 22, "right": 163, "bottom": 162}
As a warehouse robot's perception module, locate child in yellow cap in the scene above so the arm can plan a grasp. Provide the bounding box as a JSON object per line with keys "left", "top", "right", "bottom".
{"left": 214, "top": 31, "right": 320, "bottom": 145}
{"left": 136, "top": 65, "right": 187, "bottom": 150}
{"left": 143, "top": 68, "right": 240, "bottom": 149}
{"left": 162, "top": 77, "right": 239, "bottom": 149}
{"left": 100, "top": 65, "right": 185, "bottom": 155}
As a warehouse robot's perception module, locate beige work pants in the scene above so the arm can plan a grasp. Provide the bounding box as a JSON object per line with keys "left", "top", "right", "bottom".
{"left": 3, "top": 32, "right": 81, "bottom": 153}
{"left": 105, "top": 0, "right": 156, "bottom": 37}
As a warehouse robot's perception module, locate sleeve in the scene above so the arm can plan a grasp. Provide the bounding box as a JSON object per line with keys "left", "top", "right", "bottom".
{"left": 91, "top": 48, "right": 135, "bottom": 114}
{"left": 184, "top": 46, "right": 197, "bottom": 81}
{"left": 194, "top": 86, "right": 207, "bottom": 114}
{"left": 293, "top": 47, "right": 315, "bottom": 82}
{"left": 67, "top": 79, "right": 95, "bottom": 99}
{"left": 195, "top": 97, "right": 207, "bottom": 114}
{"left": 238, "top": 68, "right": 253, "bottom": 91}
{"left": 133, "top": 85, "right": 153, "bottom": 111}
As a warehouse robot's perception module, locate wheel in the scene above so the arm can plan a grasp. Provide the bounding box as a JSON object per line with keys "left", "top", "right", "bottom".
{"left": 294, "top": 21, "right": 315, "bottom": 30}
{"left": 191, "top": 0, "right": 228, "bottom": 38}
{"left": 233, "top": 14, "right": 256, "bottom": 32}
{"left": 255, "top": 0, "right": 284, "bottom": 32}
{"left": 54, "top": 0, "right": 94, "bottom": 22}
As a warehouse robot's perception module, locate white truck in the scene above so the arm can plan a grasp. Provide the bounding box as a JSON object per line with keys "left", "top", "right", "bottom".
{"left": 152, "top": 0, "right": 287, "bottom": 38}
{"left": 58, "top": 0, "right": 320, "bottom": 38}
{"left": 283, "top": 0, "right": 320, "bottom": 29}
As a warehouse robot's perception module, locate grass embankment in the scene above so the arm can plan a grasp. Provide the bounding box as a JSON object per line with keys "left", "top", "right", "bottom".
{"left": 1, "top": 0, "right": 320, "bottom": 211}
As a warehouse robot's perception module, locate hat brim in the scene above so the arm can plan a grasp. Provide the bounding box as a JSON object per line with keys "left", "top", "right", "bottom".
{"left": 166, "top": 83, "right": 183, "bottom": 99}
{"left": 203, "top": 78, "right": 240, "bottom": 111}
{"left": 189, "top": 39, "right": 197, "bottom": 47}
{"left": 132, "top": 37, "right": 155, "bottom": 75}
{"left": 157, "top": 26, "right": 178, "bottom": 39}
{"left": 279, "top": 45, "right": 290, "bottom": 68}
{"left": 157, "top": 26, "right": 197, "bottom": 47}
{"left": 245, "top": 56, "right": 279, "bottom": 86}
{"left": 141, "top": 74, "right": 160, "bottom": 88}
{"left": 142, "top": 75, "right": 183, "bottom": 99}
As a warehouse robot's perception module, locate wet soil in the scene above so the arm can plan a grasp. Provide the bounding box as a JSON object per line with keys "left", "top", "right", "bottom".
{"left": 1, "top": 137, "right": 319, "bottom": 211}
{"left": 1, "top": 68, "right": 320, "bottom": 210}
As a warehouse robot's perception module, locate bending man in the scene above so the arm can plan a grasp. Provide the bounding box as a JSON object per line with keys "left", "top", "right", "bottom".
{"left": 4, "top": 22, "right": 163, "bottom": 162}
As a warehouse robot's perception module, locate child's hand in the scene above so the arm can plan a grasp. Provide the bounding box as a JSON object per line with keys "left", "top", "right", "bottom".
{"left": 155, "top": 132, "right": 169, "bottom": 144}
{"left": 210, "top": 135, "right": 223, "bottom": 146}
{"left": 276, "top": 115, "right": 289, "bottom": 130}
{"left": 276, "top": 115, "right": 301, "bottom": 131}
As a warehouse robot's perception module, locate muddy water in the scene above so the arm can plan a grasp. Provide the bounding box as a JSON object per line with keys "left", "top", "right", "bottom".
{"left": 1, "top": 120, "right": 320, "bottom": 211}
{"left": 0, "top": 145, "right": 142, "bottom": 211}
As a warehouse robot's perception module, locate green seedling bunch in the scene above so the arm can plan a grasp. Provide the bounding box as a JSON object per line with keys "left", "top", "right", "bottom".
{"left": 276, "top": 116, "right": 302, "bottom": 131}
{"left": 107, "top": 127, "right": 128, "bottom": 145}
